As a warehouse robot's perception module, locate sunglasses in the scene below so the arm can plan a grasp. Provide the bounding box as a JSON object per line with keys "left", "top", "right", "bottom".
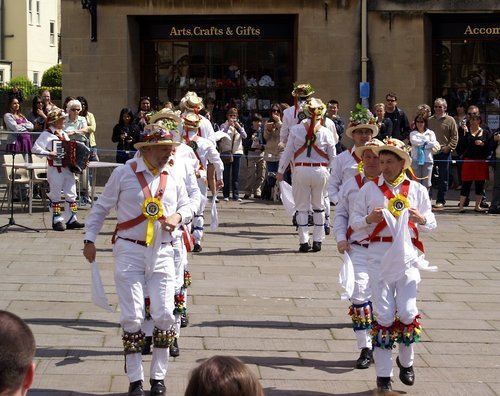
{"left": 467, "top": 113, "right": 478, "bottom": 116}
{"left": 271, "top": 109, "right": 280, "bottom": 112}
{"left": 386, "top": 99, "right": 396, "bottom": 102}
{"left": 71, "top": 108, "right": 81, "bottom": 112}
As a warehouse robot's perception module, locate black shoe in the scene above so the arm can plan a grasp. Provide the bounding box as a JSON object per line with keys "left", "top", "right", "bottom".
{"left": 299, "top": 243, "right": 310, "bottom": 253}
{"left": 169, "top": 338, "right": 180, "bottom": 357}
{"left": 355, "top": 348, "right": 373, "bottom": 369}
{"left": 52, "top": 222, "right": 66, "bottom": 232}
{"left": 66, "top": 220, "right": 85, "bottom": 229}
{"left": 192, "top": 243, "right": 202, "bottom": 253}
{"left": 396, "top": 356, "right": 415, "bottom": 386}
{"left": 376, "top": 377, "right": 392, "bottom": 392}
{"left": 324, "top": 225, "right": 330, "bottom": 235}
{"left": 141, "top": 336, "right": 152, "bottom": 355}
{"left": 150, "top": 379, "right": 166, "bottom": 396}
{"left": 312, "top": 241, "right": 322, "bottom": 252}
{"left": 480, "top": 200, "right": 490, "bottom": 209}
{"left": 128, "top": 380, "right": 144, "bottom": 396}
{"left": 180, "top": 314, "right": 189, "bottom": 328}
{"left": 489, "top": 206, "right": 500, "bottom": 214}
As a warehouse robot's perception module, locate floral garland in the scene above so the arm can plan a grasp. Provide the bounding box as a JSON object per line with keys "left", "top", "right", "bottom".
{"left": 139, "top": 126, "right": 173, "bottom": 144}
{"left": 388, "top": 193, "right": 410, "bottom": 218}
{"left": 370, "top": 321, "right": 398, "bottom": 349}
{"left": 357, "top": 161, "right": 364, "bottom": 175}
{"left": 348, "top": 303, "right": 373, "bottom": 330}
{"left": 184, "top": 269, "right": 192, "bottom": 288}
{"left": 173, "top": 290, "right": 186, "bottom": 316}
{"left": 293, "top": 82, "right": 314, "bottom": 96}
{"left": 349, "top": 103, "right": 377, "bottom": 126}
{"left": 158, "top": 117, "right": 179, "bottom": 132}
{"left": 394, "top": 315, "right": 422, "bottom": 346}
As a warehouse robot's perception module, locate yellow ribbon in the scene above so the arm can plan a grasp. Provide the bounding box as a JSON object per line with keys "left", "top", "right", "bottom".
{"left": 142, "top": 198, "right": 164, "bottom": 246}
{"left": 357, "top": 161, "right": 364, "bottom": 174}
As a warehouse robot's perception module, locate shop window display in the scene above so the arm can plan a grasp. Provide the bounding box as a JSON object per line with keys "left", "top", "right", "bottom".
{"left": 435, "top": 39, "right": 500, "bottom": 128}
{"left": 143, "top": 40, "right": 293, "bottom": 126}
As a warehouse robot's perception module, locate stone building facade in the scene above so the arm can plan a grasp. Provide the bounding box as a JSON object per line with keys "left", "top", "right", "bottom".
{"left": 61, "top": 0, "right": 500, "bottom": 155}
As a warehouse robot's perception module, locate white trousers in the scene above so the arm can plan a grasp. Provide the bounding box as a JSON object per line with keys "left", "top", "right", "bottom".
{"left": 47, "top": 166, "right": 78, "bottom": 224}
{"left": 368, "top": 242, "right": 419, "bottom": 377}
{"left": 192, "top": 179, "right": 208, "bottom": 243}
{"left": 292, "top": 166, "right": 328, "bottom": 244}
{"left": 113, "top": 239, "right": 176, "bottom": 382}
{"left": 350, "top": 244, "right": 372, "bottom": 349}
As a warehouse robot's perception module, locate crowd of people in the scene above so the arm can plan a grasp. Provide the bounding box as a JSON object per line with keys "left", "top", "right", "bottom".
{"left": 2, "top": 83, "right": 499, "bottom": 395}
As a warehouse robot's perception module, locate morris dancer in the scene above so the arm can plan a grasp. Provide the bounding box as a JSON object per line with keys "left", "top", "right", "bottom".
{"left": 328, "top": 104, "right": 378, "bottom": 206}
{"left": 83, "top": 125, "right": 193, "bottom": 396}
{"left": 183, "top": 113, "right": 224, "bottom": 252}
{"left": 351, "top": 138, "right": 437, "bottom": 393}
{"left": 140, "top": 110, "right": 202, "bottom": 358}
{"left": 32, "top": 108, "right": 85, "bottom": 231}
{"left": 334, "top": 138, "right": 383, "bottom": 369}
{"left": 277, "top": 98, "right": 336, "bottom": 252}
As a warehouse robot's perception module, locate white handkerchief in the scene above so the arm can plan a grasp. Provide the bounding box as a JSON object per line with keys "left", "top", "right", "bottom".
{"left": 279, "top": 181, "right": 295, "bottom": 217}
{"left": 91, "top": 262, "right": 112, "bottom": 312}
{"left": 339, "top": 252, "right": 355, "bottom": 300}
{"left": 210, "top": 196, "right": 219, "bottom": 231}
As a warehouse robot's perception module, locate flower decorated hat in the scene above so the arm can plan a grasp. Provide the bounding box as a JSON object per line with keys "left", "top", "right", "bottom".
{"left": 47, "top": 108, "right": 64, "bottom": 124}
{"left": 134, "top": 124, "right": 180, "bottom": 150}
{"left": 180, "top": 91, "right": 204, "bottom": 112}
{"left": 149, "top": 108, "right": 182, "bottom": 125}
{"left": 346, "top": 104, "right": 378, "bottom": 138}
{"left": 183, "top": 113, "right": 202, "bottom": 130}
{"left": 303, "top": 97, "right": 327, "bottom": 119}
{"left": 371, "top": 138, "right": 412, "bottom": 170}
{"left": 291, "top": 82, "right": 315, "bottom": 97}
{"left": 354, "top": 138, "right": 385, "bottom": 158}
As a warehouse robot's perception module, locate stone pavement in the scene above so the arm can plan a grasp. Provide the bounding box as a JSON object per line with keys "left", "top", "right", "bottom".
{"left": 1, "top": 190, "right": 500, "bottom": 396}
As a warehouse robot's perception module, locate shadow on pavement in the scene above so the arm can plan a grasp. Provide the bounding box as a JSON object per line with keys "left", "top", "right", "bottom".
{"left": 199, "top": 247, "right": 296, "bottom": 256}
{"left": 26, "top": 318, "right": 119, "bottom": 330}
{"left": 197, "top": 319, "right": 350, "bottom": 330}
{"left": 265, "top": 390, "right": 373, "bottom": 396}
{"left": 30, "top": 391, "right": 124, "bottom": 396}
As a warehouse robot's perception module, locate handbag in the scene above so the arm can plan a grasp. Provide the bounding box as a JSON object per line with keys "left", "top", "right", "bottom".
{"left": 221, "top": 150, "right": 233, "bottom": 164}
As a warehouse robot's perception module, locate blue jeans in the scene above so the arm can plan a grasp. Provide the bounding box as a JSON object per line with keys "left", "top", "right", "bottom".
{"left": 433, "top": 151, "right": 451, "bottom": 204}
{"left": 223, "top": 154, "right": 242, "bottom": 199}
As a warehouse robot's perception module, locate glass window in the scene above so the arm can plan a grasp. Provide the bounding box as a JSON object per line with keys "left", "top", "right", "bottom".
{"left": 434, "top": 39, "right": 500, "bottom": 117}
{"left": 33, "top": 71, "right": 39, "bottom": 86}
{"left": 36, "top": 0, "right": 40, "bottom": 25}
{"left": 50, "top": 21, "right": 55, "bottom": 46}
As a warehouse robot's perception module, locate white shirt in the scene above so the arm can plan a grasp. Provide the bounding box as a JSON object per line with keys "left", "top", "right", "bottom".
{"left": 84, "top": 157, "right": 192, "bottom": 244}
{"left": 333, "top": 173, "right": 373, "bottom": 243}
{"left": 351, "top": 175, "right": 437, "bottom": 240}
{"left": 184, "top": 131, "right": 224, "bottom": 180}
{"left": 278, "top": 120, "right": 336, "bottom": 173}
{"left": 32, "top": 127, "right": 69, "bottom": 156}
{"left": 328, "top": 147, "right": 360, "bottom": 205}
{"left": 409, "top": 129, "right": 439, "bottom": 163}
{"left": 279, "top": 105, "right": 301, "bottom": 144}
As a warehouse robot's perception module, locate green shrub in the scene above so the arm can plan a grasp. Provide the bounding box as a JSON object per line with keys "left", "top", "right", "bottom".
{"left": 41, "top": 64, "right": 62, "bottom": 87}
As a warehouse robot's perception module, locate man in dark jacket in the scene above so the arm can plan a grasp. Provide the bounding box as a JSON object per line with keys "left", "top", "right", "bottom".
{"left": 384, "top": 92, "right": 411, "bottom": 141}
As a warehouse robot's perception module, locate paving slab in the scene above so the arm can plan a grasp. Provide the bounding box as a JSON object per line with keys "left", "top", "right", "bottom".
{"left": 1, "top": 189, "right": 500, "bottom": 395}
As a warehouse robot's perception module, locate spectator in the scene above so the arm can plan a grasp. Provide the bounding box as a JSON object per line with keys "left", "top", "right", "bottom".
{"left": 3, "top": 97, "right": 34, "bottom": 160}
{"left": 77, "top": 96, "right": 98, "bottom": 161}
{"left": 184, "top": 355, "right": 265, "bottom": 396}
{"left": 427, "top": 97, "right": 458, "bottom": 209}
{"left": 373, "top": 102, "right": 393, "bottom": 141}
{"left": 7, "top": 85, "right": 24, "bottom": 103}
{"left": 219, "top": 107, "right": 247, "bottom": 202}
{"left": 243, "top": 113, "right": 265, "bottom": 199}
{"left": 416, "top": 104, "right": 432, "bottom": 120}
{"left": 134, "top": 96, "right": 152, "bottom": 132}
{"left": 409, "top": 115, "right": 440, "bottom": 192}
{"left": 262, "top": 102, "right": 283, "bottom": 200}
{"left": 457, "top": 113, "right": 493, "bottom": 213}
{"left": 327, "top": 99, "right": 345, "bottom": 153}
{"left": 112, "top": 107, "right": 140, "bottom": 164}
{"left": 63, "top": 99, "right": 88, "bottom": 143}
{"left": 41, "top": 89, "right": 56, "bottom": 113}
{"left": 489, "top": 131, "right": 500, "bottom": 214}
{"left": 27, "top": 95, "right": 47, "bottom": 132}
{"left": 384, "top": 92, "right": 411, "bottom": 141}
{"left": 451, "top": 102, "right": 468, "bottom": 190}
{"left": 0, "top": 310, "right": 36, "bottom": 396}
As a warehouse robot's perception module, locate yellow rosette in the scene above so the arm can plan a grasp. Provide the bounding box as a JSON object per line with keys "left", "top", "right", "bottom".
{"left": 142, "top": 198, "right": 164, "bottom": 246}
{"left": 388, "top": 194, "right": 409, "bottom": 218}
{"left": 357, "top": 161, "right": 364, "bottom": 174}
